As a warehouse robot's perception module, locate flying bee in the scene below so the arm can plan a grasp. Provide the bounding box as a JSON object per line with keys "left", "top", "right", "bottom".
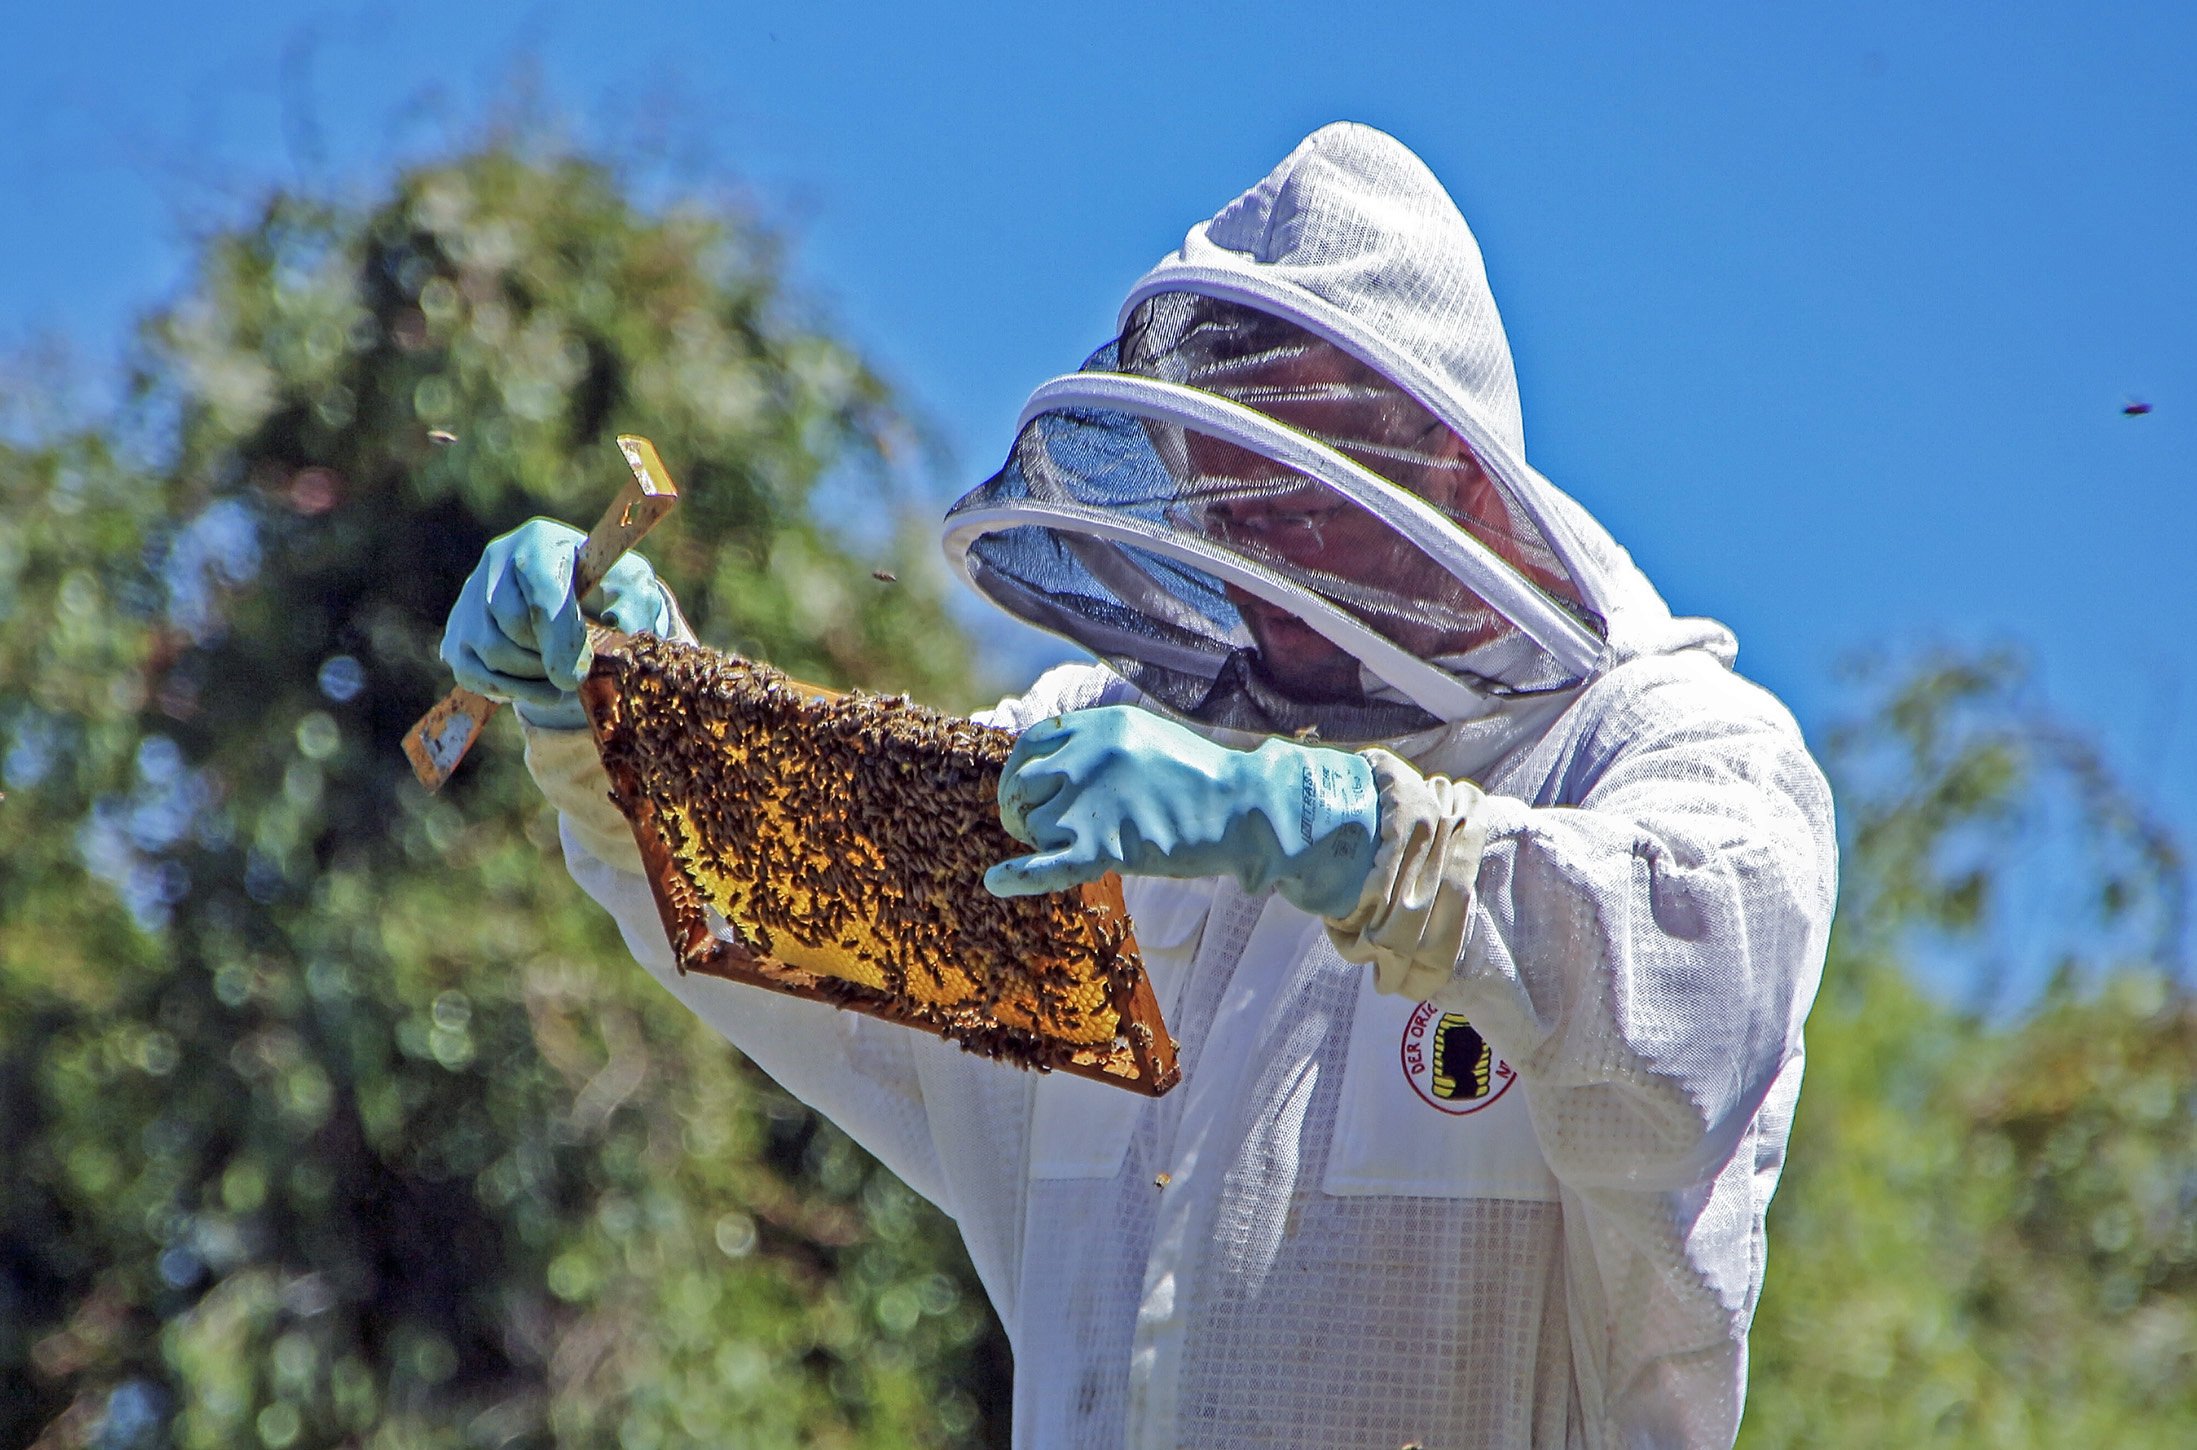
{"left": 871, "top": 569, "right": 899, "bottom": 583}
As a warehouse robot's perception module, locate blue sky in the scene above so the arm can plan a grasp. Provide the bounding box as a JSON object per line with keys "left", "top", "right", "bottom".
{"left": 5, "top": 1, "right": 2194, "bottom": 941}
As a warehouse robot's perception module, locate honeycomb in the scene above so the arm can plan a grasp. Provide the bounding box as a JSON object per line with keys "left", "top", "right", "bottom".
{"left": 579, "top": 633, "right": 1179, "bottom": 1095}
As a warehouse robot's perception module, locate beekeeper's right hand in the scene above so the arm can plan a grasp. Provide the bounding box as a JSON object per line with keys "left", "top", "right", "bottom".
{"left": 441, "top": 518, "right": 673, "bottom": 730}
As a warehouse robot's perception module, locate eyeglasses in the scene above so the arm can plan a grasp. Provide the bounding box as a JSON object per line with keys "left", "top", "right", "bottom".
{"left": 1201, "top": 498, "right": 1353, "bottom": 550}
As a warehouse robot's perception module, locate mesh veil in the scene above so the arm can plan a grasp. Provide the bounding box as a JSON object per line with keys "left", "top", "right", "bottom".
{"left": 944, "top": 295, "right": 1606, "bottom": 742}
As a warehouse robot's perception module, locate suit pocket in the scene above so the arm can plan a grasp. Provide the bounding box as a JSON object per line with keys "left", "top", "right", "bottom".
{"left": 1321, "top": 972, "right": 1558, "bottom": 1201}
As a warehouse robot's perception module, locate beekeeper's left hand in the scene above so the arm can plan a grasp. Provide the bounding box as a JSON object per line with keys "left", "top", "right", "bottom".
{"left": 984, "top": 705, "right": 1379, "bottom": 917}
{"left": 440, "top": 518, "right": 673, "bottom": 730}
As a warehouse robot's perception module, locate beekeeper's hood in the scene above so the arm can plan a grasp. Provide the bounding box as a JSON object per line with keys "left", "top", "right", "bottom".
{"left": 942, "top": 122, "right": 1733, "bottom": 761}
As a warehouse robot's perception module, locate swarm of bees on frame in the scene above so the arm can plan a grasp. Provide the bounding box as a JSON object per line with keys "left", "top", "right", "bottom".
{"left": 586, "top": 633, "right": 1164, "bottom": 1078}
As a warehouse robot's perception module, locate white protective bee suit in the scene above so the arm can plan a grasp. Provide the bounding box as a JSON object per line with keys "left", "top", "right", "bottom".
{"left": 522, "top": 123, "right": 1837, "bottom": 1449}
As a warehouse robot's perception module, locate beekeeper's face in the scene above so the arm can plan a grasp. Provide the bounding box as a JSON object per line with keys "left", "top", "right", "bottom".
{"left": 1187, "top": 340, "right": 1546, "bottom": 699}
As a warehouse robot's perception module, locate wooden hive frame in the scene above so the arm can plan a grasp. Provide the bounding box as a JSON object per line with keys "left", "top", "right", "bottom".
{"left": 578, "top": 633, "right": 1180, "bottom": 1096}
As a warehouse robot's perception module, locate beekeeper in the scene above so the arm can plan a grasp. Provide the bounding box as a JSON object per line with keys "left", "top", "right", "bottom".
{"left": 444, "top": 122, "right": 1837, "bottom": 1449}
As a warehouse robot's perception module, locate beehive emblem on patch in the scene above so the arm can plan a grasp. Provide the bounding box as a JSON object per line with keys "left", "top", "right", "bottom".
{"left": 1401, "top": 1002, "right": 1516, "bottom": 1115}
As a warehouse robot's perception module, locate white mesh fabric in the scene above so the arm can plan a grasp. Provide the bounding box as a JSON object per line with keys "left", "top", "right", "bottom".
{"left": 1121, "top": 291, "right": 1584, "bottom": 625}
{"left": 526, "top": 121, "right": 1836, "bottom": 1450}
{"left": 1140, "top": 124, "right": 1531, "bottom": 463}
{"left": 943, "top": 323, "right": 1605, "bottom": 741}
{"left": 1121, "top": 123, "right": 1743, "bottom": 676}
{"left": 943, "top": 121, "right": 1741, "bottom": 761}
{"left": 1011, "top": 879, "right": 1576, "bottom": 1449}
{"left": 948, "top": 368, "right": 1581, "bottom": 741}
{"left": 536, "top": 640, "right": 1836, "bottom": 1448}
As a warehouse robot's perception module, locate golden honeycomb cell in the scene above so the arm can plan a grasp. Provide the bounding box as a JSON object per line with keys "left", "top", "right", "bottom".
{"left": 579, "top": 633, "right": 1179, "bottom": 1095}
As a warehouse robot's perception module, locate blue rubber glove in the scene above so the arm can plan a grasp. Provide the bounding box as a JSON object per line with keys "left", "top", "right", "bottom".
{"left": 440, "top": 518, "right": 673, "bottom": 729}
{"left": 984, "top": 705, "right": 1381, "bottom": 918}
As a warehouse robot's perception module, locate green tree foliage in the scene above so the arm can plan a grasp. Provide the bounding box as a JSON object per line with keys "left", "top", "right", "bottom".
{"left": 3, "top": 139, "right": 2192, "bottom": 1450}
{"left": 2, "top": 141, "right": 1006, "bottom": 1448}
{"left": 1744, "top": 656, "right": 2195, "bottom": 1446}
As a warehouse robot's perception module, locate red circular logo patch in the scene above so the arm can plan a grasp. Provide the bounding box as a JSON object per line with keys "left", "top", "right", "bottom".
{"left": 1400, "top": 1001, "right": 1516, "bottom": 1115}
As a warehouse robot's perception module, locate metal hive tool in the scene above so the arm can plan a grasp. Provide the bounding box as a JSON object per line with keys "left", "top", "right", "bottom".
{"left": 579, "top": 632, "right": 1181, "bottom": 1096}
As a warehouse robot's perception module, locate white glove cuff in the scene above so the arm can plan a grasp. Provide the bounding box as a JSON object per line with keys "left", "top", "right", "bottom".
{"left": 517, "top": 583, "right": 700, "bottom": 875}
{"left": 1325, "top": 748, "right": 1495, "bottom": 1000}
{"left": 523, "top": 724, "right": 642, "bottom": 874}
